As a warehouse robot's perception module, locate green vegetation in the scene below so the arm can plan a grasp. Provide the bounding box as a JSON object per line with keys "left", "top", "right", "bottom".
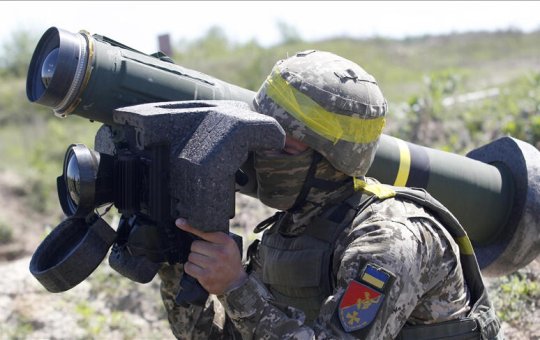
{"left": 75, "top": 301, "right": 105, "bottom": 336}
{"left": 0, "top": 218, "right": 13, "bottom": 244}
{"left": 491, "top": 271, "right": 540, "bottom": 326}
{"left": 74, "top": 261, "right": 163, "bottom": 338}
{"left": 0, "top": 315, "right": 35, "bottom": 338}
{"left": 0, "top": 29, "right": 38, "bottom": 78}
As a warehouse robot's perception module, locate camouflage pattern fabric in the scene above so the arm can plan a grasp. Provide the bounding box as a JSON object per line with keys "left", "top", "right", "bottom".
{"left": 158, "top": 263, "right": 241, "bottom": 339}
{"left": 324, "top": 192, "right": 472, "bottom": 338}
{"left": 253, "top": 147, "right": 351, "bottom": 217}
{"left": 159, "top": 178, "right": 473, "bottom": 339}
{"left": 253, "top": 148, "right": 315, "bottom": 211}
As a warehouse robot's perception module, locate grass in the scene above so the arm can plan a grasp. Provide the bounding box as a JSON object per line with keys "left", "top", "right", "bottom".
{"left": 72, "top": 260, "right": 165, "bottom": 339}
{"left": 0, "top": 316, "right": 35, "bottom": 339}
{"left": 491, "top": 271, "right": 540, "bottom": 326}
{"left": 0, "top": 219, "right": 13, "bottom": 244}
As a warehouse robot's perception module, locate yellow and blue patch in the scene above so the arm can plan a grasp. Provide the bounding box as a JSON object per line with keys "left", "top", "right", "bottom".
{"left": 361, "top": 264, "right": 391, "bottom": 291}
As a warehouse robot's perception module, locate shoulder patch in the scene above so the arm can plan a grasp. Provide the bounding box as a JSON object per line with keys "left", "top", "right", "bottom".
{"left": 337, "top": 263, "right": 396, "bottom": 333}
{"left": 338, "top": 280, "right": 384, "bottom": 332}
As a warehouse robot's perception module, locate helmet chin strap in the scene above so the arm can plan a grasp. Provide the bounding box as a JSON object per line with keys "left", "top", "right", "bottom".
{"left": 287, "top": 151, "right": 351, "bottom": 213}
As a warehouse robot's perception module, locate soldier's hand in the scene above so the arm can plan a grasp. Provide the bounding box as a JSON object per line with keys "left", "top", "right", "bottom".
{"left": 176, "top": 218, "right": 248, "bottom": 295}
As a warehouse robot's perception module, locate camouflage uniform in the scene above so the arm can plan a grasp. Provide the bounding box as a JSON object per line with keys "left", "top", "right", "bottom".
{"left": 158, "top": 51, "right": 500, "bottom": 339}
{"left": 159, "top": 178, "right": 475, "bottom": 339}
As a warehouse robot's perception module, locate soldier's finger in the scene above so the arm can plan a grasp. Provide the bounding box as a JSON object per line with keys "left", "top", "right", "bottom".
{"left": 187, "top": 252, "right": 212, "bottom": 269}
{"left": 190, "top": 240, "right": 219, "bottom": 257}
{"left": 183, "top": 260, "right": 205, "bottom": 279}
{"left": 177, "top": 219, "right": 230, "bottom": 244}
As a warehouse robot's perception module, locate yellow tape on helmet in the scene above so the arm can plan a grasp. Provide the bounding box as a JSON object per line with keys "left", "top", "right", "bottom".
{"left": 265, "top": 69, "right": 386, "bottom": 144}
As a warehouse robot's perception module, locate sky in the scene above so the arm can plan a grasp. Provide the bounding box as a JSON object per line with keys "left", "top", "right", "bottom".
{"left": 1, "top": 1, "right": 540, "bottom": 53}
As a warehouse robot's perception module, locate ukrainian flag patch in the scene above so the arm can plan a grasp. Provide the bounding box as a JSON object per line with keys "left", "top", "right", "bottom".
{"left": 360, "top": 264, "right": 391, "bottom": 291}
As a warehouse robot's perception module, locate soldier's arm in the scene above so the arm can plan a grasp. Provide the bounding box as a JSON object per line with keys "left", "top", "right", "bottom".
{"left": 313, "top": 217, "right": 427, "bottom": 339}
{"left": 158, "top": 263, "right": 241, "bottom": 339}
{"left": 312, "top": 211, "right": 469, "bottom": 339}
{"left": 218, "top": 271, "right": 316, "bottom": 339}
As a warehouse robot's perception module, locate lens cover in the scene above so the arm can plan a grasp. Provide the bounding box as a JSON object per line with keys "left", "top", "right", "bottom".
{"left": 29, "top": 214, "right": 116, "bottom": 292}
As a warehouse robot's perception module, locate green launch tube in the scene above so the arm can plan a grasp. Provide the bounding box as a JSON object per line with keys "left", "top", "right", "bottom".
{"left": 366, "top": 135, "right": 515, "bottom": 246}
{"left": 27, "top": 27, "right": 255, "bottom": 125}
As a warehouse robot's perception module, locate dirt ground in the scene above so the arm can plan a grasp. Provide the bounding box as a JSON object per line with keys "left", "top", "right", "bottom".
{"left": 0, "top": 169, "right": 538, "bottom": 339}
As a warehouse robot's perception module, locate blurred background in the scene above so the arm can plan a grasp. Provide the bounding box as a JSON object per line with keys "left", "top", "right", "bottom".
{"left": 0, "top": 1, "right": 539, "bottom": 339}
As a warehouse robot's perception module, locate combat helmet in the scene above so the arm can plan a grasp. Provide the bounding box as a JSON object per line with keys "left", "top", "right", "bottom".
{"left": 254, "top": 50, "right": 387, "bottom": 177}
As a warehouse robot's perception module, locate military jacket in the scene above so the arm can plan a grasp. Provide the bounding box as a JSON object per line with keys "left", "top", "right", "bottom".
{"left": 158, "top": 184, "right": 501, "bottom": 339}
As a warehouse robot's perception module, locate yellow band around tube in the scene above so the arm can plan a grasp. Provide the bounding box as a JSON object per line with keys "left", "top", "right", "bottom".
{"left": 265, "top": 70, "right": 386, "bottom": 144}
{"left": 394, "top": 139, "right": 411, "bottom": 187}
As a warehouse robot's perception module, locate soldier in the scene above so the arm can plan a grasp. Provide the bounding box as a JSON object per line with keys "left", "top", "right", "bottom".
{"left": 158, "top": 50, "right": 501, "bottom": 339}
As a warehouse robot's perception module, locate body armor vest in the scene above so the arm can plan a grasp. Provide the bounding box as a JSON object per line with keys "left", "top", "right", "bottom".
{"left": 256, "top": 185, "right": 501, "bottom": 339}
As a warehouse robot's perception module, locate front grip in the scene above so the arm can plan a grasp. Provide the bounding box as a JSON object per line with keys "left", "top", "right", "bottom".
{"left": 175, "top": 273, "right": 209, "bottom": 307}
{"left": 174, "top": 232, "right": 243, "bottom": 307}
